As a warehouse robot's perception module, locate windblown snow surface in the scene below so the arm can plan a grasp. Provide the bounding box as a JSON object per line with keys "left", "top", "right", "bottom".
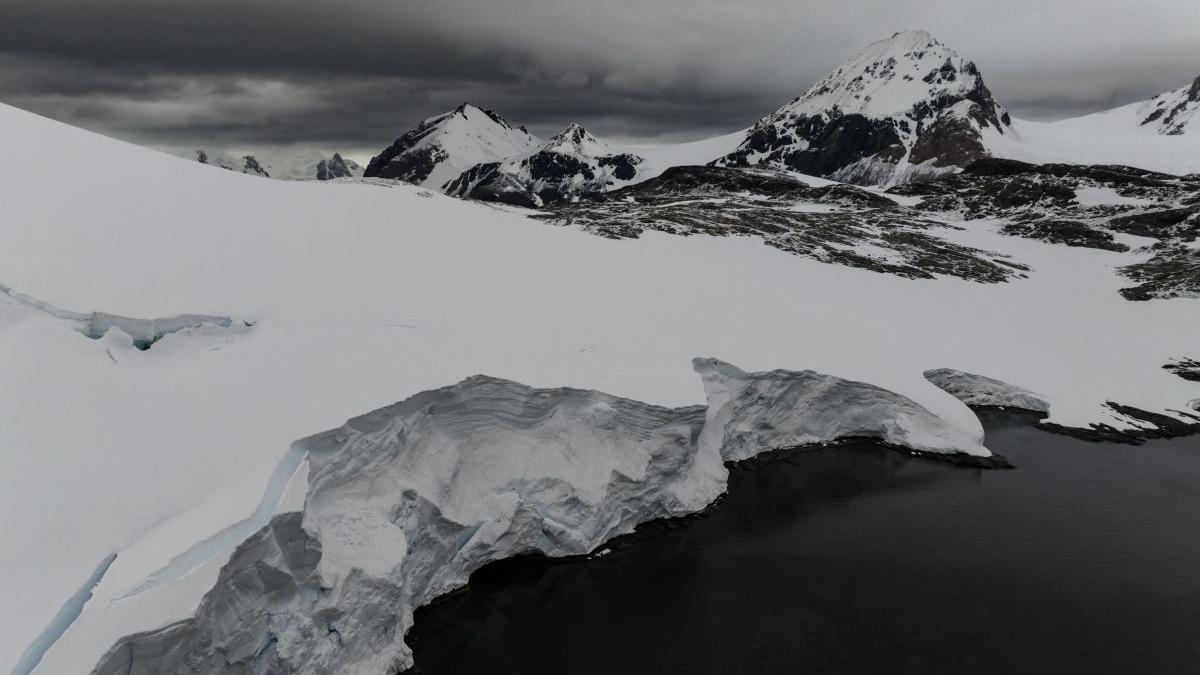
{"left": 988, "top": 104, "right": 1200, "bottom": 177}
{"left": 1, "top": 102, "right": 1198, "bottom": 673}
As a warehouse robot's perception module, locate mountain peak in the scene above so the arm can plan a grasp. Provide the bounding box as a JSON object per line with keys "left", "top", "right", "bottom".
{"left": 540, "top": 123, "right": 609, "bottom": 156}
{"left": 714, "top": 30, "right": 1010, "bottom": 185}
{"left": 363, "top": 104, "right": 539, "bottom": 187}
{"left": 444, "top": 122, "right": 644, "bottom": 207}
{"left": 887, "top": 29, "right": 935, "bottom": 45}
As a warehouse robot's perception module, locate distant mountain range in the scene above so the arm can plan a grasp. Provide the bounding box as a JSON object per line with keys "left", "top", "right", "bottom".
{"left": 188, "top": 148, "right": 363, "bottom": 181}
{"left": 184, "top": 31, "right": 1197, "bottom": 202}
{"left": 358, "top": 30, "right": 1198, "bottom": 206}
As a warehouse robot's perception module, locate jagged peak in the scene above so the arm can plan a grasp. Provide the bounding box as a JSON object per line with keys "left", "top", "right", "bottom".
{"left": 449, "top": 102, "right": 515, "bottom": 131}
{"left": 886, "top": 29, "right": 937, "bottom": 47}
{"left": 538, "top": 123, "right": 611, "bottom": 157}
{"left": 778, "top": 29, "right": 988, "bottom": 119}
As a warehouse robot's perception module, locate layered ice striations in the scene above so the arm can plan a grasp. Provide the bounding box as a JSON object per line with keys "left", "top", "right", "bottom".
{"left": 697, "top": 358, "right": 990, "bottom": 461}
{"left": 90, "top": 359, "right": 993, "bottom": 674}
{"left": 924, "top": 367, "right": 1051, "bottom": 413}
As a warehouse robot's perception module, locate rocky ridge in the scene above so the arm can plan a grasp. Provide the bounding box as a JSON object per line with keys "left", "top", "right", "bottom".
{"left": 443, "top": 123, "right": 645, "bottom": 207}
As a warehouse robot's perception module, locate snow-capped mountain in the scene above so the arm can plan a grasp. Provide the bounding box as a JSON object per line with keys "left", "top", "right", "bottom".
{"left": 314, "top": 153, "right": 361, "bottom": 180}
{"left": 189, "top": 148, "right": 363, "bottom": 180}
{"left": 715, "top": 30, "right": 1011, "bottom": 185}
{"left": 1138, "top": 74, "right": 1200, "bottom": 135}
{"left": 443, "top": 123, "right": 645, "bottom": 207}
{"left": 363, "top": 103, "right": 540, "bottom": 189}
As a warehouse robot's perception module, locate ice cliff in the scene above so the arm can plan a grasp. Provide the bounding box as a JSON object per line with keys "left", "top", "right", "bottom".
{"left": 90, "top": 358, "right": 992, "bottom": 674}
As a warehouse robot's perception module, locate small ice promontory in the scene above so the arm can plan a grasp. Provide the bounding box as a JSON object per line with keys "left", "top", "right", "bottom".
{"left": 90, "top": 359, "right": 993, "bottom": 675}
{"left": 696, "top": 358, "right": 991, "bottom": 461}
{"left": 924, "top": 367, "right": 1050, "bottom": 413}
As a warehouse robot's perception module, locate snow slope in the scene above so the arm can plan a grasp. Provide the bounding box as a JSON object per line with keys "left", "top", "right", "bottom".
{"left": 1137, "top": 75, "right": 1200, "bottom": 136}
{"left": 986, "top": 110, "right": 1200, "bottom": 177}
{"left": 1, "top": 102, "right": 1198, "bottom": 673}
{"left": 622, "top": 128, "right": 747, "bottom": 181}
{"left": 987, "top": 76, "right": 1200, "bottom": 176}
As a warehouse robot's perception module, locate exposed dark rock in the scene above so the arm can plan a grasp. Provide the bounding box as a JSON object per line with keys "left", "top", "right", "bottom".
{"left": 1139, "top": 74, "right": 1200, "bottom": 135}
{"left": 444, "top": 125, "right": 645, "bottom": 207}
{"left": 1000, "top": 220, "right": 1128, "bottom": 252}
{"left": 979, "top": 177, "right": 1076, "bottom": 210}
{"left": 608, "top": 165, "right": 812, "bottom": 200}
{"left": 1108, "top": 207, "right": 1200, "bottom": 240}
{"left": 537, "top": 165, "right": 1018, "bottom": 283}
{"left": 1164, "top": 359, "right": 1200, "bottom": 382}
{"left": 1119, "top": 245, "right": 1200, "bottom": 300}
{"left": 242, "top": 156, "right": 269, "bottom": 177}
{"left": 713, "top": 31, "right": 1012, "bottom": 185}
{"left": 363, "top": 104, "right": 535, "bottom": 186}
{"left": 315, "top": 153, "right": 357, "bottom": 181}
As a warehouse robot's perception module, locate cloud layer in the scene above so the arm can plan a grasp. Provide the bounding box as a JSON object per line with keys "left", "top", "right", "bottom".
{"left": 1, "top": 0, "right": 1196, "bottom": 156}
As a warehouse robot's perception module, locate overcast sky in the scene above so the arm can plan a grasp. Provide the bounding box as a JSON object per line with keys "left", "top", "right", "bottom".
{"left": 1, "top": 0, "right": 1197, "bottom": 159}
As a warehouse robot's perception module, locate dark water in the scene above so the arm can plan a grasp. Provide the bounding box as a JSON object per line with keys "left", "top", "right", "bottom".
{"left": 406, "top": 411, "right": 1200, "bottom": 674}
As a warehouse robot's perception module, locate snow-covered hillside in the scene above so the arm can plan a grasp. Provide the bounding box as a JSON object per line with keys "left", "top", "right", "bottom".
{"left": 1138, "top": 75, "right": 1200, "bottom": 136}
{"left": 1, "top": 102, "right": 1198, "bottom": 675}
{"left": 363, "top": 103, "right": 540, "bottom": 189}
{"left": 986, "top": 77, "right": 1200, "bottom": 176}
{"left": 715, "top": 30, "right": 1012, "bottom": 185}
{"left": 444, "top": 123, "right": 646, "bottom": 206}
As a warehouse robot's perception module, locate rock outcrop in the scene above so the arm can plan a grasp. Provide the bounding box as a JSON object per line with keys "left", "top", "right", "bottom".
{"left": 444, "top": 123, "right": 645, "bottom": 207}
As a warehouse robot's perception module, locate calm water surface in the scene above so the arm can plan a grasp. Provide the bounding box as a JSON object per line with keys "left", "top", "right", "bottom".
{"left": 407, "top": 411, "right": 1200, "bottom": 674}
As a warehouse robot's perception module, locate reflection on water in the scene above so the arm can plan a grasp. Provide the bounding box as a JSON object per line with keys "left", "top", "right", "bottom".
{"left": 407, "top": 410, "right": 1200, "bottom": 674}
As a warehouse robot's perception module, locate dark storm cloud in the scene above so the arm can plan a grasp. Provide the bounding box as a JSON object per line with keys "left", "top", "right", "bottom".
{"left": 1, "top": 0, "right": 1197, "bottom": 156}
